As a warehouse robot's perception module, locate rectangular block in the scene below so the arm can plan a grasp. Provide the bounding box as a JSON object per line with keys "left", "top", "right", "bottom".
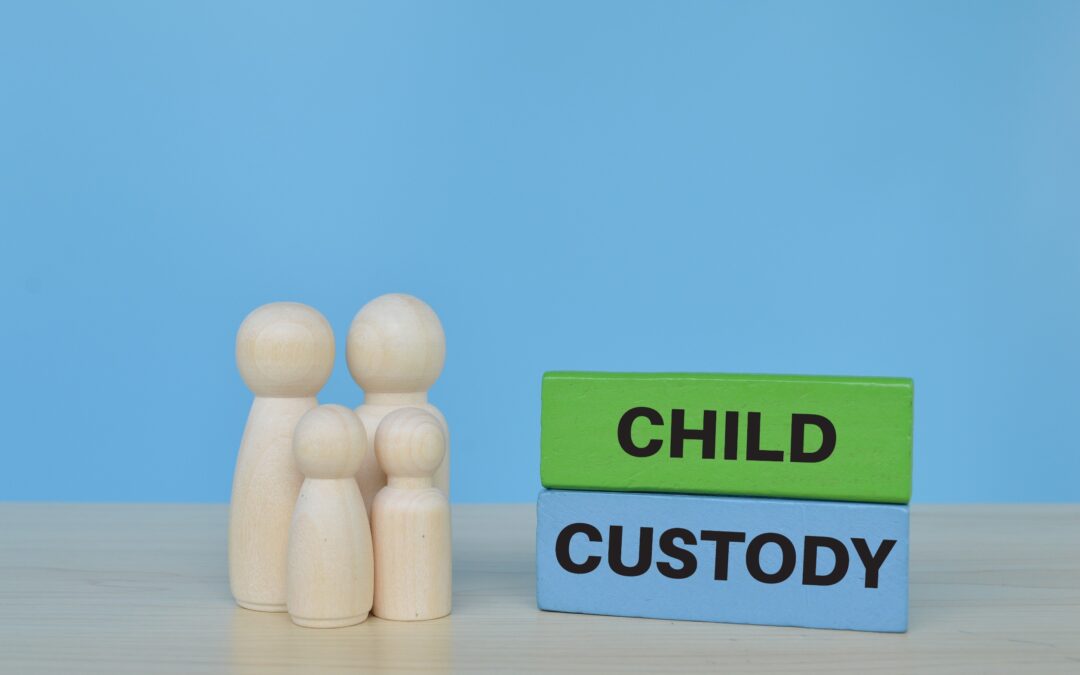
{"left": 541, "top": 371, "right": 913, "bottom": 504}
{"left": 536, "top": 489, "right": 909, "bottom": 632}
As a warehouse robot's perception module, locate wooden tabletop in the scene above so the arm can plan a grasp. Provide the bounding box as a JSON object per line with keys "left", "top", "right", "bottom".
{"left": 0, "top": 503, "right": 1077, "bottom": 673}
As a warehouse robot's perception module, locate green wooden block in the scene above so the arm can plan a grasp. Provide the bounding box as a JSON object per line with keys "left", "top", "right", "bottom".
{"left": 541, "top": 372, "right": 913, "bottom": 504}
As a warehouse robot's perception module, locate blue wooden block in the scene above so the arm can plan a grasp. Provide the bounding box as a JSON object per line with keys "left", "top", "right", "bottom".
{"left": 536, "top": 489, "right": 909, "bottom": 632}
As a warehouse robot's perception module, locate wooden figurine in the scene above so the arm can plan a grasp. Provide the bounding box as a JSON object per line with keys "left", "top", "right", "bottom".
{"left": 371, "top": 407, "right": 452, "bottom": 621}
{"left": 347, "top": 293, "right": 450, "bottom": 512}
{"left": 230, "top": 302, "right": 334, "bottom": 612}
{"left": 287, "top": 405, "right": 374, "bottom": 628}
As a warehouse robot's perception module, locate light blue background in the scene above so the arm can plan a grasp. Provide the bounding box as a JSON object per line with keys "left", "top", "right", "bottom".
{"left": 2, "top": 1, "right": 1077, "bottom": 503}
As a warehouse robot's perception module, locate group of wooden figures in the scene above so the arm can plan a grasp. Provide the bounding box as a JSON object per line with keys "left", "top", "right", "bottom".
{"left": 229, "top": 294, "right": 451, "bottom": 628}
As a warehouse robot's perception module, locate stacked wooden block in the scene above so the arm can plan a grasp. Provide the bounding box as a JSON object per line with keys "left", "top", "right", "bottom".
{"left": 536, "top": 372, "right": 913, "bottom": 632}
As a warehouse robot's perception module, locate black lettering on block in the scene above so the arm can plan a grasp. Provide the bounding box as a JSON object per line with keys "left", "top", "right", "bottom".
{"left": 791, "top": 414, "right": 836, "bottom": 463}
{"left": 657, "top": 528, "right": 698, "bottom": 579}
{"left": 618, "top": 407, "right": 664, "bottom": 458}
{"left": 746, "top": 532, "right": 797, "bottom": 583}
{"left": 609, "top": 526, "right": 653, "bottom": 577}
{"left": 802, "top": 535, "right": 849, "bottom": 586}
{"left": 555, "top": 523, "right": 602, "bottom": 574}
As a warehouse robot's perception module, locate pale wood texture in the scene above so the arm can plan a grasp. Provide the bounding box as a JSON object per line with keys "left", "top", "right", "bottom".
{"left": 356, "top": 399, "right": 450, "bottom": 513}
{"left": 371, "top": 408, "right": 452, "bottom": 621}
{"left": 230, "top": 302, "right": 335, "bottom": 612}
{"left": 286, "top": 405, "right": 374, "bottom": 628}
{"left": 347, "top": 293, "right": 450, "bottom": 506}
{"left": 0, "top": 503, "right": 1077, "bottom": 673}
{"left": 229, "top": 397, "right": 312, "bottom": 611}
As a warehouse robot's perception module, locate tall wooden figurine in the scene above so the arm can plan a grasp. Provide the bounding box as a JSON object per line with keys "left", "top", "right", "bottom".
{"left": 230, "top": 302, "right": 334, "bottom": 612}
{"left": 347, "top": 293, "right": 450, "bottom": 513}
{"left": 371, "top": 407, "right": 452, "bottom": 621}
{"left": 287, "top": 405, "right": 374, "bottom": 628}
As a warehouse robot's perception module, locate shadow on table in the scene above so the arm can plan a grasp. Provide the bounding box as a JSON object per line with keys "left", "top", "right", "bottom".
{"left": 228, "top": 605, "right": 453, "bottom": 673}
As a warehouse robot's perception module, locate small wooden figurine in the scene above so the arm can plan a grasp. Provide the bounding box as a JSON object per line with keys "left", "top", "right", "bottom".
{"left": 286, "top": 404, "right": 375, "bottom": 628}
{"left": 371, "top": 407, "right": 452, "bottom": 621}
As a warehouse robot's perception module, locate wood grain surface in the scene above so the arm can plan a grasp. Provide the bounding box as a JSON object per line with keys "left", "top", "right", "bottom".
{"left": 0, "top": 503, "right": 1077, "bottom": 673}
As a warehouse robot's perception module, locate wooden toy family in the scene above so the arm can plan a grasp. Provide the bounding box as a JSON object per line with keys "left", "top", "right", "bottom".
{"left": 228, "top": 295, "right": 914, "bottom": 634}
{"left": 229, "top": 294, "right": 451, "bottom": 628}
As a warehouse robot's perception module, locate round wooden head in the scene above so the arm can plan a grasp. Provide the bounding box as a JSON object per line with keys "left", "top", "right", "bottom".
{"left": 374, "top": 407, "right": 446, "bottom": 479}
{"left": 346, "top": 293, "right": 445, "bottom": 394}
{"left": 292, "top": 404, "right": 368, "bottom": 479}
{"left": 236, "top": 302, "right": 335, "bottom": 397}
